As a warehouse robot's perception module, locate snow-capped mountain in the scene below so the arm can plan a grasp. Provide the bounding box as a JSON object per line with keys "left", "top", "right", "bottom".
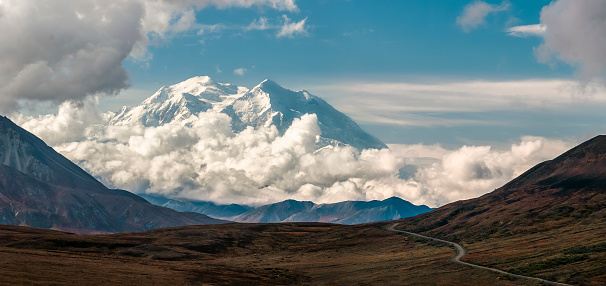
{"left": 110, "top": 76, "right": 247, "bottom": 126}
{"left": 110, "top": 76, "right": 387, "bottom": 150}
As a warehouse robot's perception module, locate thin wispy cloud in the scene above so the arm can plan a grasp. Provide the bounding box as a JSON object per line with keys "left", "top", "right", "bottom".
{"left": 456, "top": 1, "right": 510, "bottom": 32}
{"left": 314, "top": 79, "right": 606, "bottom": 127}
{"left": 277, "top": 15, "right": 308, "bottom": 38}
{"left": 506, "top": 24, "right": 546, "bottom": 37}
{"left": 247, "top": 17, "right": 269, "bottom": 31}
{"left": 233, "top": 67, "right": 248, "bottom": 76}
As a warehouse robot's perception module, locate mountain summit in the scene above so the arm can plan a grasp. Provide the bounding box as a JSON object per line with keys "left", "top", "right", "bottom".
{"left": 111, "top": 76, "right": 386, "bottom": 150}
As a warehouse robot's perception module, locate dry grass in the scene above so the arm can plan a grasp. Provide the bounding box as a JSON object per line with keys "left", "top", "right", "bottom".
{"left": 0, "top": 223, "right": 540, "bottom": 285}
{"left": 461, "top": 220, "right": 606, "bottom": 285}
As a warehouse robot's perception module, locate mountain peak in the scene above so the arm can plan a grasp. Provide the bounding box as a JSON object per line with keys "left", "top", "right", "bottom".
{"left": 254, "top": 79, "right": 289, "bottom": 94}
{"left": 110, "top": 76, "right": 387, "bottom": 150}
{"left": 173, "top": 76, "right": 216, "bottom": 88}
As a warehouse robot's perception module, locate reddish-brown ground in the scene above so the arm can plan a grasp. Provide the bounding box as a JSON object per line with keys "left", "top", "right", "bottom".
{"left": 0, "top": 222, "right": 544, "bottom": 286}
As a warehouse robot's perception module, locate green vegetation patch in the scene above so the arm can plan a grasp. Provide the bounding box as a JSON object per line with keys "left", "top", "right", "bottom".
{"left": 564, "top": 242, "right": 606, "bottom": 255}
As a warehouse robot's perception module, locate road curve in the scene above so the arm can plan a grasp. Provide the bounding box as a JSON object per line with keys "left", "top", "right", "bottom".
{"left": 387, "top": 223, "right": 573, "bottom": 286}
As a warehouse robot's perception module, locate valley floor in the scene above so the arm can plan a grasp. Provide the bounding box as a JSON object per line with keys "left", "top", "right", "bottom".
{"left": 0, "top": 223, "right": 547, "bottom": 286}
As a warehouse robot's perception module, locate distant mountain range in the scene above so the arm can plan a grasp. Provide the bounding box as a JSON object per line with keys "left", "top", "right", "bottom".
{"left": 0, "top": 116, "right": 226, "bottom": 234}
{"left": 141, "top": 195, "right": 432, "bottom": 224}
{"left": 110, "top": 76, "right": 387, "bottom": 150}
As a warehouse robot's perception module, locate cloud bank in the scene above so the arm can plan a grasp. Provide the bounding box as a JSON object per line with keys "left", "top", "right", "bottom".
{"left": 0, "top": 0, "right": 143, "bottom": 112}
{"left": 536, "top": 0, "right": 606, "bottom": 81}
{"left": 0, "top": 0, "right": 298, "bottom": 112}
{"left": 13, "top": 102, "right": 574, "bottom": 207}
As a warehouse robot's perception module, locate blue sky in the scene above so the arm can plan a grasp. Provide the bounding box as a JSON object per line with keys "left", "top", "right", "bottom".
{"left": 126, "top": 0, "right": 564, "bottom": 86}
{"left": 3, "top": 0, "right": 605, "bottom": 147}
{"left": 112, "top": 0, "right": 602, "bottom": 147}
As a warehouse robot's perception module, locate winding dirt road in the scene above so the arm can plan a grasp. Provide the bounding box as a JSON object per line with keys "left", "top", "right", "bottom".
{"left": 388, "top": 223, "right": 573, "bottom": 286}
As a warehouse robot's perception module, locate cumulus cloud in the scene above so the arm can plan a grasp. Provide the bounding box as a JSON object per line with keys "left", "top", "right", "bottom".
{"left": 10, "top": 97, "right": 111, "bottom": 145}
{"left": 456, "top": 1, "right": 509, "bottom": 32}
{"left": 0, "top": 0, "right": 299, "bottom": 112}
{"left": 507, "top": 24, "right": 546, "bottom": 37}
{"left": 16, "top": 102, "right": 574, "bottom": 207}
{"left": 409, "top": 136, "right": 572, "bottom": 204}
{"left": 277, "top": 15, "right": 308, "bottom": 38}
{"left": 0, "top": 0, "right": 143, "bottom": 112}
{"left": 233, "top": 67, "right": 248, "bottom": 76}
{"left": 535, "top": 0, "right": 606, "bottom": 81}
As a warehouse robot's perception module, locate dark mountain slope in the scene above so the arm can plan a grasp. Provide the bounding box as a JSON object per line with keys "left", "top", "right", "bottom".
{"left": 0, "top": 115, "right": 105, "bottom": 191}
{"left": 391, "top": 136, "right": 606, "bottom": 285}
{"left": 397, "top": 135, "right": 606, "bottom": 241}
{"left": 0, "top": 116, "right": 226, "bottom": 233}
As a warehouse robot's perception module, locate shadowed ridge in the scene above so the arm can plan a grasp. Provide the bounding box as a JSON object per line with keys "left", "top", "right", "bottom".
{"left": 502, "top": 135, "right": 606, "bottom": 190}
{"left": 396, "top": 135, "right": 606, "bottom": 241}
{"left": 0, "top": 115, "right": 106, "bottom": 190}
{"left": 391, "top": 135, "right": 606, "bottom": 285}
{"left": 0, "top": 116, "right": 228, "bottom": 233}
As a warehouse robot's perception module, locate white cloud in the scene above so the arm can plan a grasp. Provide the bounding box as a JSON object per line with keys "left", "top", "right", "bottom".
{"left": 313, "top": 79, "right": 606, "bottom": 127}
{"left": 233, "top": 67, "right": 247, "bottom": 76}
{"left": 15, "top": 102, "right": 576, "bottom": 207}
{"left": 10, "top": 97, "right": 111, "bottom": 146}
{"left": 196, "top": 23, "right": 226, "bottom": 35}
{"left": 392, "top": 136, "right": 574, "bottom": 205}
{"left": 456, "top": 1, "right": 510, "bottom": 32}
{"left": 0, "top": 0, "right": 143, "bottom": 112}
{"left": 507, "top": 24, "right": 546, "bottom": 37}
{"left": 247, "top": 17, "right": 269, "bottom": 31}
{"left": 142, "top": 0, "right": 297, "bottom": 37}
{"left": 0, "top": 0, "right": 299, "bottom": 112}
{"left": 277, "top": 15, "right": 308, "bottom": 38}
{"left": 170, "top": 9, "right": 197, "bottom": 33}
{"left": 535, "top": 0, "right": 606, "bottom": 81}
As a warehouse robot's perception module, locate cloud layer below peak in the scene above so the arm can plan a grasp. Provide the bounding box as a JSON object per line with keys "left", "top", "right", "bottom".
{"left": 12, "top": 99, "right": 575, "bottom": 207}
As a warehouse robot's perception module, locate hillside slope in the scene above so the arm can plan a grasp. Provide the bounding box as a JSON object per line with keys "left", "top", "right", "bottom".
{"left": 0, "top": 116, "right": 226, "bottom": 233}
{"left": 394, "top": 135, "right": 606, "bottom": 285}
{"left": 398, "top": 135, "right": 606, "bottom": 241}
